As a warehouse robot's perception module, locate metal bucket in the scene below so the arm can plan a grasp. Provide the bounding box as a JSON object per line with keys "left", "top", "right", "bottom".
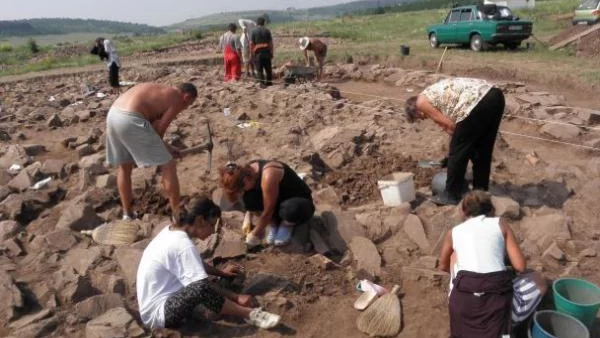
{"left": 431, "top": 171, "right": 470, "bottom": 196}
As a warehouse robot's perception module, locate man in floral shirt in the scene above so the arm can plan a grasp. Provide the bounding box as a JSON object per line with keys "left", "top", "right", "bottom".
{"left": 404, "top": 77, "right": 505, "bottom": 205}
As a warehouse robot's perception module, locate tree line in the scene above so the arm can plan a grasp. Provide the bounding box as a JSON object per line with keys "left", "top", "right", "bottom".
{"left": 351, "top": 0, "right": 483, "bottom": 16}
{"left": 0, "top": 18, "right": 165, "bottom": 37}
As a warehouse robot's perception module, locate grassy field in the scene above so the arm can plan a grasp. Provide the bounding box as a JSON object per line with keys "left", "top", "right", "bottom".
{"left": 1, "top": 0, "right": 598, "bottom": 86}
{"left": 268, "top": 0, "right": 599, "bottom": 86}
{"left": 0, "top": 32, "right": 198, "bottom": 77}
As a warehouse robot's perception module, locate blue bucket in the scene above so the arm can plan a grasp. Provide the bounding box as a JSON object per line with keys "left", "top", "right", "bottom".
{"left": 531, "top": 310, "right": 589, "bottom": 338}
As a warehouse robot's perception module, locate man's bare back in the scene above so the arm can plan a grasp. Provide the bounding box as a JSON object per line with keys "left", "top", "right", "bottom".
{"left": 112, "top": 83, "right": 185, "bottom": 123}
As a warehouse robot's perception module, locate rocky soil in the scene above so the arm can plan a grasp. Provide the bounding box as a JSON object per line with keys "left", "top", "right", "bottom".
{"left": 1, "top": 49, "right": 600, "bottom": 338}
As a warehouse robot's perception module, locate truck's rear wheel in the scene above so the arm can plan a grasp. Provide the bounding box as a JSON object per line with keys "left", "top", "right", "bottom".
{"left": 429, "top": 33, "right": 440, "bottom": 48}
{"left": 470, "top": 34, "right": 487, "bottom": 52}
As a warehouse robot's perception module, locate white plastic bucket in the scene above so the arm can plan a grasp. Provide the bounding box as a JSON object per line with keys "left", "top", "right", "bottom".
{"left": 377, "top": 172, "right": 416, "bottom": 206}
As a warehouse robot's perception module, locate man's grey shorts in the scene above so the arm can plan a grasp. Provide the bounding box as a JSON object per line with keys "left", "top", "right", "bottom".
{"left": 105, "top": 108, "right": 172, "bottom": 167}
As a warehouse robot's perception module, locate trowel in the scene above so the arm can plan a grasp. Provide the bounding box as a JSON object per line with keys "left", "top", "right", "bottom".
{"left": 418, "top": 157, "right": 448, "bottom": 169}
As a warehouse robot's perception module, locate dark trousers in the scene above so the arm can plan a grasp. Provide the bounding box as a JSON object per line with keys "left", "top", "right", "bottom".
{"left": 277, "top": 197, "right": 315, "bottom": 225}
{"left": 446, "top": 88, "right": 505, "bottom": 199}
{"left": 254, "top": 50, "right": 272, "bottom": 86}
{"left": 108, "top": 62, "right": 120, "bottom": 88}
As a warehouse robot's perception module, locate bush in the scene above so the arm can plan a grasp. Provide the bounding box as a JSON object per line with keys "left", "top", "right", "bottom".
{"left": 191, "top": 29, "right": 203, "bottom": 39}
{"left": 0, "top": 43, "right": 13, "bottom": 52}
{"left": 27, "top": 38, "right": 39, "bottom": 54}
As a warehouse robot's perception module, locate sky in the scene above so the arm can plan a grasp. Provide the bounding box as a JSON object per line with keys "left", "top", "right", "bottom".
{"left": 0, "top": 0, "right": 353, "bottom": 26}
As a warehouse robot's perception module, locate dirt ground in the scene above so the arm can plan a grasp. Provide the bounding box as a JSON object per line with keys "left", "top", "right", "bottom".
{"left": 1, "top": 38, "right": 600, "bottom": 338}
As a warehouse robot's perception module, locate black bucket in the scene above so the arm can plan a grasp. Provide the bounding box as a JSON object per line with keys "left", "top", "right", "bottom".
{"left": 400, "top": 45, "right": 410, "bottom": 56}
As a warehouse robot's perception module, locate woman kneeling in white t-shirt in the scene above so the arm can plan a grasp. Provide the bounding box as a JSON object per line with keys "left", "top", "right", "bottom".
{"left": 136, "top": 196, "right": 280, "bottom": 330}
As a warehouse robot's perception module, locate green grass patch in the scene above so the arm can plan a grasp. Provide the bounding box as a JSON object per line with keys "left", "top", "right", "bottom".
{"left": 269, "top": 0, "right": 600, "bottom": 86}
{"left": 0, "top": 32, "right": 197, "bottom": 76}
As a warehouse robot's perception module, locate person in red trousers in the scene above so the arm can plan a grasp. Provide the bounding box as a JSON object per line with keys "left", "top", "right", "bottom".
{"left": 219, "top": 23, "right": 242, "bottom": 82}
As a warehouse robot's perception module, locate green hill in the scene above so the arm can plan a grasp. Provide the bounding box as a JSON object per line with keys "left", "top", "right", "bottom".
{"left": 0, "top": 18, "right": 165, "bottom": 37}
{"left": 169, "top": 0, "right": 417, "bottom": 29}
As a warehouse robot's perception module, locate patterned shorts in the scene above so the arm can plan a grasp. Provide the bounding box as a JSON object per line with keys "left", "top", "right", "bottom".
{"left": 164, "top": 280, "right": 225, "bottom": 328}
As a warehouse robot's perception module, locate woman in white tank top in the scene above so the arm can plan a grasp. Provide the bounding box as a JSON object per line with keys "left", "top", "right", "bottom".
{"left": 438, "top": 191, "right": 547, "bottom": 338}
{"left": 439, "top": 190, "right": 525, "bottom": 278}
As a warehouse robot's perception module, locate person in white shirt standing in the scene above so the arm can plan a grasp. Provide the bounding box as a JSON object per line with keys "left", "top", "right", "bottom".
{"left": 238, "top": 19, "right": 256, "bottom": 78}
{"left": 136, "top": 196, "right": 280, "bottom": 330}
{"left": 93, "top": 37, "right": 121, "bottom": 94}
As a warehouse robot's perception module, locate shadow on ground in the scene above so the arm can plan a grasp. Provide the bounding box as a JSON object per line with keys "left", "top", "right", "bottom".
{"left": 490, "top": 180, "right": 572, "bottom": 208}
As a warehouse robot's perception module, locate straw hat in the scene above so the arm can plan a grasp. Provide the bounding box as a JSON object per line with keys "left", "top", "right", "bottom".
{"left": 299, "top": 37, "right": 310, "bottom": 50}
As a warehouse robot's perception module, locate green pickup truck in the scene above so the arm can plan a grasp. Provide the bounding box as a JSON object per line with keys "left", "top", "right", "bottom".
{"left": 426, "top": 4, "right": 533, "bottom": 51}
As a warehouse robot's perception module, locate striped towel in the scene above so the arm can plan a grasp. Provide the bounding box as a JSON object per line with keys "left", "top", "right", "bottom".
{"left": 512, "top": 274, "right": 543, "bottom": 324}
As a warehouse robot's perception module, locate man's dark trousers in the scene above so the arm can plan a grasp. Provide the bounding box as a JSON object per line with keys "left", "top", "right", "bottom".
{"left": 446, "top": 87, "right": 505, "bottom": 200}
{"left": 254, "top": 50, "right": 272, "bottom": 86}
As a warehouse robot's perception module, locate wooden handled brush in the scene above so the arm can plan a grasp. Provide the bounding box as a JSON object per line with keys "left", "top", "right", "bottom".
{"left": 356, "top": 284, "right": 402, "bottom": 337}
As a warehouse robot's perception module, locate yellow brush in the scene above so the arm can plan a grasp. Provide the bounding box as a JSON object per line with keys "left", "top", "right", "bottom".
{"left": 242, "top": 211, "right": 253, "bottom": 235}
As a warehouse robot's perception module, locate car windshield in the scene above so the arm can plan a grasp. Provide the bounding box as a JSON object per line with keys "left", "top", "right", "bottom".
{"left": 479, "top": 5, "right": 515, "bottom": 20}
{"left": 578, "top": 0, "right": 600, "bottom": 10}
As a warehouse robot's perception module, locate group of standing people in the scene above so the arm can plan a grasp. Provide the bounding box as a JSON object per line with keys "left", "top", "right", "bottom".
{"left": 219, "top": 17, "right": 274, "bottom": 86}
{"left": 219, "top": 17, "right": 329, "bottom": 84}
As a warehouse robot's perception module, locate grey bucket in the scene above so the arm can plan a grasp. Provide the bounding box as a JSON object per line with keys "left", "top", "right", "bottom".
{"left": 400, "top": 45, "right": 410, "bottom": 56}
{"left": 432, "top": 171, "right": 447, "bottom": 195}
{"left": 431, "top": 171, "right": 471, "bottom": 196}
{"left": 530, "top": 310, "right": 590, "bottom": 338}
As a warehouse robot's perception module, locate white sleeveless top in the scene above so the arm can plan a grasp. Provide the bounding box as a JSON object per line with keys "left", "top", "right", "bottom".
{"left": 452, "top": 215, "right": 506, "bottom": 274}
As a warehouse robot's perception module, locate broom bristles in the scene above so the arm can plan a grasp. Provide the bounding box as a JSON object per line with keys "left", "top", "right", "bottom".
{"left": 82, "top": 220, "right": 141, "bottom": 245}
{"left": 357, "top": 285, "right": 402, "bottom": 337}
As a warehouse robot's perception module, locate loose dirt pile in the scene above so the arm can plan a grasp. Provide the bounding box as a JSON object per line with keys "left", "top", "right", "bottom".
{"left": 548, "top": 24, "right": 600, "bottom": 57}
{"left": 578, "top": 28, "right": 600, "bottom": 57}
{"left": 548, "top": 25, "right": 590, "bottom": 45}
{"left": 325, "top": 153, "right": 435, "bottom": 207}
{"left": 1, "top": 48, "right": 600, "bottom": 338}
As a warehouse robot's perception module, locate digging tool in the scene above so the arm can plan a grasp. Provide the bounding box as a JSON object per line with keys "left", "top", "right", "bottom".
{"left": 356, "top": 284, "right": 402, "bottom": 337}
{"left": 178, "top": 119, "right": 214, "bottom": 173}
{"left": 418, "top": 157, "right": 448, "bottom": 169}
{"left": 435, "top": 46, "right": 448, "bottom": 73}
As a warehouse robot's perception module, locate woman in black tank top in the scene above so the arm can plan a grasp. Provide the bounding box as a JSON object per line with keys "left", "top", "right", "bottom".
{"left": 219, "top": 160, "right": 315, "bottom": 247}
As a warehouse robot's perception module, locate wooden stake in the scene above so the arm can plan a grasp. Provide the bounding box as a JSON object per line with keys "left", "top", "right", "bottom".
{"left": 436, "top": 46, "right": 448, "bottom": 74}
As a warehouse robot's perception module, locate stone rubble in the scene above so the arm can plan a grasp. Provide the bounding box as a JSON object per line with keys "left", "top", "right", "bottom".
{"left": 0, "top": 58, "right": 597, "bottom": 338}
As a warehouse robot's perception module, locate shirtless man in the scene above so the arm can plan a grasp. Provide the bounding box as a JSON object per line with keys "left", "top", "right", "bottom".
{"left": 298, "top": 37, "right": 328, "bottom": 80}
{"left": 105, "top": 82, "right": 198, "bottom": 221}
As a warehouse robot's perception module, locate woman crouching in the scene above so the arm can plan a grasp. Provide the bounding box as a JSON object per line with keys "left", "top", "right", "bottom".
{"left": 219, "top": 160, "right": 315, "bottom": 247}
{"left": 136, "top": 196, "right": 280, "bottom": 330}
{"left": 438, "top": 191, "right": 547, "bottom": 338}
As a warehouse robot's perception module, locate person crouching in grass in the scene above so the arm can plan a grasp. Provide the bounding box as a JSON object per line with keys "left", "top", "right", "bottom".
{"left": 136, "top": 196, "right": 280, "bottom": 330}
